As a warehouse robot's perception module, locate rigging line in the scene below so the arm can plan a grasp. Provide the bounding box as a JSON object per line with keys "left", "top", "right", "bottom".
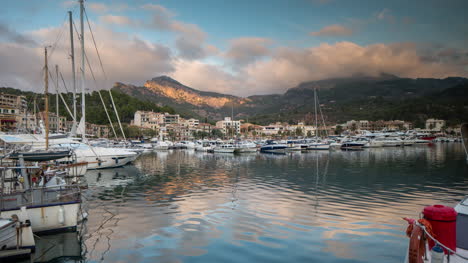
{"left": 48, "top": 70, "right": 74, "bottom": 121}
{"left": 84, "top": 8, "right": 106, "bottom": 79}
{"left": 83, "top": 49, "right": 118, "bottom": 138}
{"left": 84, "top": 8, "right": 126, "bottom": 140}
{"left": 59, "top": 71, "right": 70, "bottom": 94}
{"left": 48, "top": 13, "right": 69, "bottom": 59}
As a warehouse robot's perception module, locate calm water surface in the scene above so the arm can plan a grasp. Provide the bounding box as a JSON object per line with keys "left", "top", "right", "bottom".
{"left": 30, "top": 144, "right": 468, "bottom": 263}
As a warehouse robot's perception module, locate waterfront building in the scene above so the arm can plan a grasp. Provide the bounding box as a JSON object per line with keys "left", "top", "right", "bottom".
{"left": 426, "top": 119, "right": 446, "bottom": 132}
{"left": 0, "top": 93, "right": 28, "bottom": 131}
{"left": 216, "top": 117, "right": 241, "bottom": 135}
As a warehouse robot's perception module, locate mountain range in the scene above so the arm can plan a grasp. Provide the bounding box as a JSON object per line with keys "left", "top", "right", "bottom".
{"left": 113, "top": 74, "right": 468, "bottom": 127}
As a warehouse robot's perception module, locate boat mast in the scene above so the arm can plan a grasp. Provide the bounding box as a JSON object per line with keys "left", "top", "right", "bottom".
{"left": 69, "top": 11, "right": 77, "bottom": 125}
{"left": 79, "top": 0, "right": 85, "bottom": 139}
{"left": 314, "top": 88, "right": 318, "bottom": 139}
{"left": 44, "top": 47, "right": 49, "bottom": 150}
{"left": 56, "top": 64, "right": 60, "bottom": 133}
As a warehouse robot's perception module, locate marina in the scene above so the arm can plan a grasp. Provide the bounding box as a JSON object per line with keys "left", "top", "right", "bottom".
{"left": 1, "top": 0, "right": 468, "bottom": 262}
{"left": 0, "top": 142, "right": 465, "bottom": 262}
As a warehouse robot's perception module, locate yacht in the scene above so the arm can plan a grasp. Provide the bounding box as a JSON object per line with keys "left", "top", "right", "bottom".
{"left": 213, "top": 144, "right": 236, "bottom": 153}
{"left": 260, "top": 141, "right": 288, "bottom": 153}
{"left": 234, "top": 141, "right": 257, "bottom": 153}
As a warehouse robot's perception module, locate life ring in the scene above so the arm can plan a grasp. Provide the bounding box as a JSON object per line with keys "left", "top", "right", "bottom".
{"left": 408, "top": 224, "right": 425, "bottom": 263}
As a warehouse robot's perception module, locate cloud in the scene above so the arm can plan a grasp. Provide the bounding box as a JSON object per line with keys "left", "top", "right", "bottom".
{"left": 310, "top": 24, "right": 353, "bottom": 37}
{"left": 0, "top": 23, "right": 174, "bottom": 92}
{"left": 225, "top": 37, "right": 273, "bottom": 67}
{"left": 170, "top": 60, "right": 243, "bottom": 96}
{"left": 88, "top": 3, "right": 108, "bottom": 13}
{"left": 0, "top": 22, "right": 37, "bottom": 47}
{"left": 241, "top": 42, "right": 468, "bottom": 95}
{"left": 102, "top": 5, "right": 209, "bottom": 60}
{"left": 100, "top": 15, "right": 135, "bottom": 26}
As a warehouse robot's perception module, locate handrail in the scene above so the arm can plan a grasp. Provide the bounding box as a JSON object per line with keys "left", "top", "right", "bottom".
{"left": 417, "top": 222, "right": 468, "bottom": 260}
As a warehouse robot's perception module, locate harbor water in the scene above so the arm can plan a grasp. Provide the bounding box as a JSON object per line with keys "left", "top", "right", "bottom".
{"left": 25, "top": 143, "right": 468, "bottom": 262}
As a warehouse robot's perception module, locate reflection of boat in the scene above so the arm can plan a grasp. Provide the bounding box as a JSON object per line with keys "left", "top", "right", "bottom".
{"left": 84, "top": 165, "right": 140, "bottom": 187}
{"left": 33, "top": 232, "right": 82, "bottom": 263}
{"left": 403, "top": 197, "right": 468, "bottom": 263}
{"left": 341, "top": 141, "right": 365, "bottom": 151}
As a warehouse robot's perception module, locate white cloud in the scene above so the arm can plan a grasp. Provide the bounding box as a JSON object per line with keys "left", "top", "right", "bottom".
{"left": 1, "top": 23, "right": 174, "bottom": 92}
{"left": 225, "top": 37, "right": 273, "bottom": 67}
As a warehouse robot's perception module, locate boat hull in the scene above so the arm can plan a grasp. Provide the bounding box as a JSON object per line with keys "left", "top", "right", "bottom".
{"left": 1, "top": 203, "right": 80, "bottom": 234}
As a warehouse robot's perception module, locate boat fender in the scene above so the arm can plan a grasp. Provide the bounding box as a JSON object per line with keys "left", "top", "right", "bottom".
{"left": 431, "top": 245, "right": 444, "bottom": 263}
{"left": 58, "top": 206, "right": 65, "bottom": 225}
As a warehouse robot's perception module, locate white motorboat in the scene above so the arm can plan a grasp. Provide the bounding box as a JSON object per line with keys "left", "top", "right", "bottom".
{"left": 53, "top": 143, "right": 138, "bottom": 170}
{"left": 307, "top": 142, "right": 330, "bottom": 150}
{"left": 235, "top": 142, "right": 257, "bottom": 153}
{"left": 153, "top": 141, "right": 169, "bottom": 150}
{"left": 213, "top": 144, "right": 236, "bottom": 153}
{"left": 195, "top": 141, "right": 214, "bottom": 152}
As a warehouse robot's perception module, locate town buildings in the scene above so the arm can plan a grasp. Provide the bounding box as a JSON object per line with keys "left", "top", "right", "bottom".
{"left": 215, "top": 117, "right": 240, "bottom": 135}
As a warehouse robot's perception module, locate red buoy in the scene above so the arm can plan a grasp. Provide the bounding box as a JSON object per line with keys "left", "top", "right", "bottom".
{"left": 423, "top": 204, "right": 457, "bottom": 254}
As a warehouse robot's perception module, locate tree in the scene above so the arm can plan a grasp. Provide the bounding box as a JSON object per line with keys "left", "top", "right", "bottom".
{"left": 307, "top": 130, "right": 312, "bottom": 137}
{"left": 335, "top": 125, "right": 343, "bottom": 135}
{"left": 295, "top": 127, "right": 303, "bottom": 137}
{"left": 211, "top": 129, "right": 223, "bottom": 138}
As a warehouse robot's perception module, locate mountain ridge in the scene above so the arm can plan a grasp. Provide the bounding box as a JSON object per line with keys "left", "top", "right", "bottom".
{"left": 113, "top": 74, "right": 468, "bottom": 126}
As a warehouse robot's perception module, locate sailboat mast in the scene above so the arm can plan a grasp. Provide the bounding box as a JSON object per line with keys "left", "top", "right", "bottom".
{"left": 56, "top": 65, "right": 59, "bottom": 133}
{"left": 69, "top": 11, "right": 77, "bottom": 124}
{"left": 314, "top": 88, "right": 318, "bottom": 139}
{"left": 79, "top": 0, "right": 85, "bottom": 139}
{"left": 44, "top": 47, "right": 49, "bottom": 150}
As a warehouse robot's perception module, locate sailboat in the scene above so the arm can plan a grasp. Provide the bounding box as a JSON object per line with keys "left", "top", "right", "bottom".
{"left": 0, "top": 47, "right": 83, "bottom": 234}
{"left": 0, "top": 0, "right": 138, "bottom": 170}
{"left": 307, "top": 88, "right": 330, "bottom": 150}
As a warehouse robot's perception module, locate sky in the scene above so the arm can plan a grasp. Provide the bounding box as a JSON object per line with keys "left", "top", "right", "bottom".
{"left": 1, "top": 0, "right": 467, "bottom": 96}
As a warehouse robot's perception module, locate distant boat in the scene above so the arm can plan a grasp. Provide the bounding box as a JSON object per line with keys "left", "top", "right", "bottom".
{"left": 260, "top": 143, "right": 288, "bottom": 153}
{"left": 213, "top": 144, "right": 235, "bottom": 153}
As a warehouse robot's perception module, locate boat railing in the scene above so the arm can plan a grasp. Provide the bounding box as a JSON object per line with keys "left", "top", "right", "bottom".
{"left": 0, "top": 185, "right": 81, "bottom": 211}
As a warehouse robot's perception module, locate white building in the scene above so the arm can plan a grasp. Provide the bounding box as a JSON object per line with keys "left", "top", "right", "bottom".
{"left": 426, "top": 119, "right": 446, "bottom": 132}
{"left": 261, "top": 123, "right": 285, "bottom": 135}
{"left": 216, "top": 117, "right": 240, "bottom": 135}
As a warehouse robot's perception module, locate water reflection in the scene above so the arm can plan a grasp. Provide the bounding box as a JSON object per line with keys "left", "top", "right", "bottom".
{"left": 28, "top": 144, "right": 468, "bottom": 262}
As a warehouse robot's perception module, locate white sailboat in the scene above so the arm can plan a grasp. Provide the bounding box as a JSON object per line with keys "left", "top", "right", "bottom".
{"left": 307, "top": 88, "right": 330, "bottom": 151}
